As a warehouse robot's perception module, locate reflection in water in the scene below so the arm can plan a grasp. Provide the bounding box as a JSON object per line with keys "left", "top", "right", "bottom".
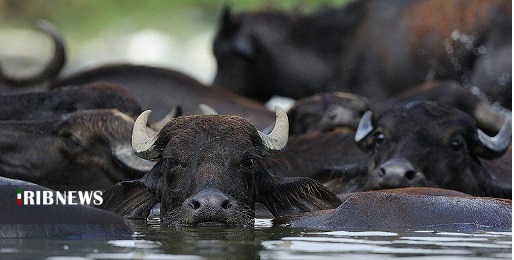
{"left": 0, "top": 219, "right": 511, "bottom": 259}
{"left": 262, "top": 230, "right": 512, "bottom": 259}
{"left": 125, "top": 218, "right": 307, "bottom": 259}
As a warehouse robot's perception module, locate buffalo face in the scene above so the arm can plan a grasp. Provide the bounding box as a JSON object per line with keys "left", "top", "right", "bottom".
{"left": 213, "top": 6, "right": 333, "bottom": 101}
{"left": 355, "top": 101, "right": 511, "bottom": 198}
{"left": 100, "top": 108, "right": 342, "bottom": 227}
{"left": 213, "top": 7, "right": 290, "bottom": 101}
{"left": 0, "top": 109, "right": 153, "bottom": 190}
{"left": 287, "top": 91, "right": 370, "bottom": 135}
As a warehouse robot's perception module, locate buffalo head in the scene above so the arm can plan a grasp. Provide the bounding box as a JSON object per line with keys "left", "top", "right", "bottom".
{"left": 0, "top": 83, "right": 143, "bottom": 121}
{"left": 100, "top": 107, "right": 342, "bottom": 227}
{"left": 0, "top": 109, "right": 154, "bottom": 190}
{"left": 213, "top": 6, "right": 305, "bottom": 101}
{"left": 288, "top": 91, "right": 370, "bottom": 135}
{"left": 354, "top": 101, "right": 511, "bottom": 198}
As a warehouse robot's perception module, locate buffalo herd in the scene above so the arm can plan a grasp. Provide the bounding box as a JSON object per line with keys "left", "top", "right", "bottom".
{"left": 0, "top": 0, "right": 511, "bottom": 238}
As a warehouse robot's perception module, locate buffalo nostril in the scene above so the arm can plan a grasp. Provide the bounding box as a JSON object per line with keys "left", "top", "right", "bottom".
{"left": 379, "top": 158, "right": 417, "bottom": 181}
{"left": 188, "top": 190, "right": 233, "bottom": 212}
{"left": 190, "top": 200, "right": 201, "bottom": 210}
{"left": 221, "top": 200, "right": 232, "bottom": 210}
{"left": 405, "top": 170, "right": 417, "bottom": 181}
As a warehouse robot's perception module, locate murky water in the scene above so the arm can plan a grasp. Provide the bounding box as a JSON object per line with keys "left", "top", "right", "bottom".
{"left": 0, "top": 218, "right": 510, "bottom": 259}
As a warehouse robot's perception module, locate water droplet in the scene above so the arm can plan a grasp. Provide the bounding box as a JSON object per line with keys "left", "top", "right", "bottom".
{"left": 451, "top": 57, "right": 461, "bottom": 71}
{"left": 470, "top": 86, "right": 482, "bottom": 96}
{"left": 451, "top": 30, "right": 460, "bottom": 41}
{"left": 445, "top": 45, "right": 454, "bottom": 54}
{"left": 477, "top": 45, "right": 487, "bottom": 55}
{"left": 497, "top": 73, "right": 510, "bottom": 86}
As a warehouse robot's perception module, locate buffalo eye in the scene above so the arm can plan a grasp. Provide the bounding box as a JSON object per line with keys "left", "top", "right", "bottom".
{"left": 240, "top": 158, "right": 256, "bottom": 169}
{"left": 59, "top": 132, "right": 83, "bottom": 152}
{"left": 162, "top": 158, "right": 179, "bottom": 168}
{"left": 450, "top": 137, "right": 464, "bottom": 151}
{"left": 374, "top": 131, "right": 385, "bottom": 144}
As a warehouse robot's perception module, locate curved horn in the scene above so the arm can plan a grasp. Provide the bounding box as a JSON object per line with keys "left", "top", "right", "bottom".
{"left": 258, "top": 106, "right": 289, "bottom": 150}
{"left": 199, "top": 104, "right": 219, "bottom": 115}
{"left": 150, "top": 106, "right": 182, "bottom": 131}
{"left": 477, "top": 115, "right": 511, "bottom": 155}
{"left": 355, "top": 110, "right": 374, "bottom": 142}
{"left": 0, "top": 20, "right": 66, "bottom": 86}
{"left": 132, "top": 110, "right": 160, "bottom": 160}
{"left": 473, "top": 101, "right": 509, "bottom": 136}
{"left": 113, "top": 145, "right": 156, "bottom": 173}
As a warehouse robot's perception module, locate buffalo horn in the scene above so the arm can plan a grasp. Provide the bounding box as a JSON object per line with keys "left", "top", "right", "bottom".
{"left": 199, "top": 104, "right": 219, "bottom": 115}
{"left": 132, "top": 110, "right": 159, "bottom": 160}
{"left": 355, "top": 110, "right": 374, "bottom": 142}
{"left": 114, "top": 145, "right": 156, "bottom": 172}
{"left": 150, "top": 106, "right": 182, "bottom": 131}
{"left": 258, "top": 106, "right": 289, "bottom": 150}
{"left": 477, "top": 115, "right": 511, "bottom": 153}
{"left": 0, "top": 20, "right": 66, "bottom": 86}
{"left": 473, "top": 101, "right": 509, "bottom": 136}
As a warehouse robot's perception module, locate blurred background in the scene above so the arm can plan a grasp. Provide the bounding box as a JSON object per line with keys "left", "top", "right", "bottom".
{"left": 0, "top": 0, "right": 350, "bottom": 85}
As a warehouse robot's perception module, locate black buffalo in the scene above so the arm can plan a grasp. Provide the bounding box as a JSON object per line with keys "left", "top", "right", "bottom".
{"left": 0, "top": 82, "right": 143, "bottom": 120}
{"left": 213, "top": 0, "right": 511, "bottom": 107}
{"left": 285, "top": 80, "right": 508, "bottom": 137}
{"left": 287, "top": 92, "right": 370, "bottom": 135}
{"left": 273, "top": 188, "right": 512, "bottom": 231}
{"left": 51, "top": 64, "right": 274, "bottom": 130}
{"left": 0, "top": 109, "right": 153, "bottom": 190}
{"left": 353, "top": 101, "right": 511, "bottom": 198}
{"left": 0, "top": 20, "right": 65, "bottom": 91}
{"left": 99, "top": 107, "right": 342, "bottom": 226}
{"left": 0, "top": 177, "right": 132, "bottom": 238}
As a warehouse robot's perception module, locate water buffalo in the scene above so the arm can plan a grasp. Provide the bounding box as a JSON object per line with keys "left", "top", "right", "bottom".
{"left": 0, "top": 109, "right": 154, "bottom": 190}
{"left": 0, "top": 82, "right": 143, "bottom": 120}
{"left": 273, "top": 189, "right": 512, "bottom": 231}
{"left": 99, "top": 107, "right": 342, "bottom": 226}
{"left": 51, "top": 64, "right": 274, "bottom": 130}
{"left": 0, "top": 176, "right": 132, "bottom": 238}
{"left": 213, "top": 0, "right": 511, "bottom": 107}
{"left": 287, "top": 92, "right": 370, "bottom": 135}
{"left": 286, "top": 80, "right": 508, "bottom": 138}
{"left": 0, "top": 20, "right": 65, "bottom": 91}
{"left": 353, "top": 101, "right": 511, "bottom": 198}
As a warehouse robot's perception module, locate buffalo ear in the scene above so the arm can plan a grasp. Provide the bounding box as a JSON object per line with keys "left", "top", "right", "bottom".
{"left": 221, "top": 4, "right": 232, "bottom": 25}
{"left": 97, "top": 179, "right": 158, "bottom": 219}
{"left": 256, "top": 175, "right": 342, "bottom": 217}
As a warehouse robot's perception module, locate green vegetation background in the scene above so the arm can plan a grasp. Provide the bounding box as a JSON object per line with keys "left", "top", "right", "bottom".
{"left": 0, "top": 0, "right": 350, "bottom": 39}
{"left": 0, "top": 0, "right": 350, "bottom": 82}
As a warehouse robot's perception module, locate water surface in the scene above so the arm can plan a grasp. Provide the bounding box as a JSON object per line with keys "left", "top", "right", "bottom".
{"left": 0, "top": 218, "right": 511, "bottom": 259}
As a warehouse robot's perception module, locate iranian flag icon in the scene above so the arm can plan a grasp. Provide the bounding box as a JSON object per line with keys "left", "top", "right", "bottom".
{"left": 17, "top": 188, "right": 22, "bottom": 205}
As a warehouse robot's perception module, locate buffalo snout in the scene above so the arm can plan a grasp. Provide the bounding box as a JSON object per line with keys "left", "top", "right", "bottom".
{"left": 183, "top": 189, "right": 238, "bottom": 226}
{"left": 375, "top": 157, "right": 425, "bottom": 188}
